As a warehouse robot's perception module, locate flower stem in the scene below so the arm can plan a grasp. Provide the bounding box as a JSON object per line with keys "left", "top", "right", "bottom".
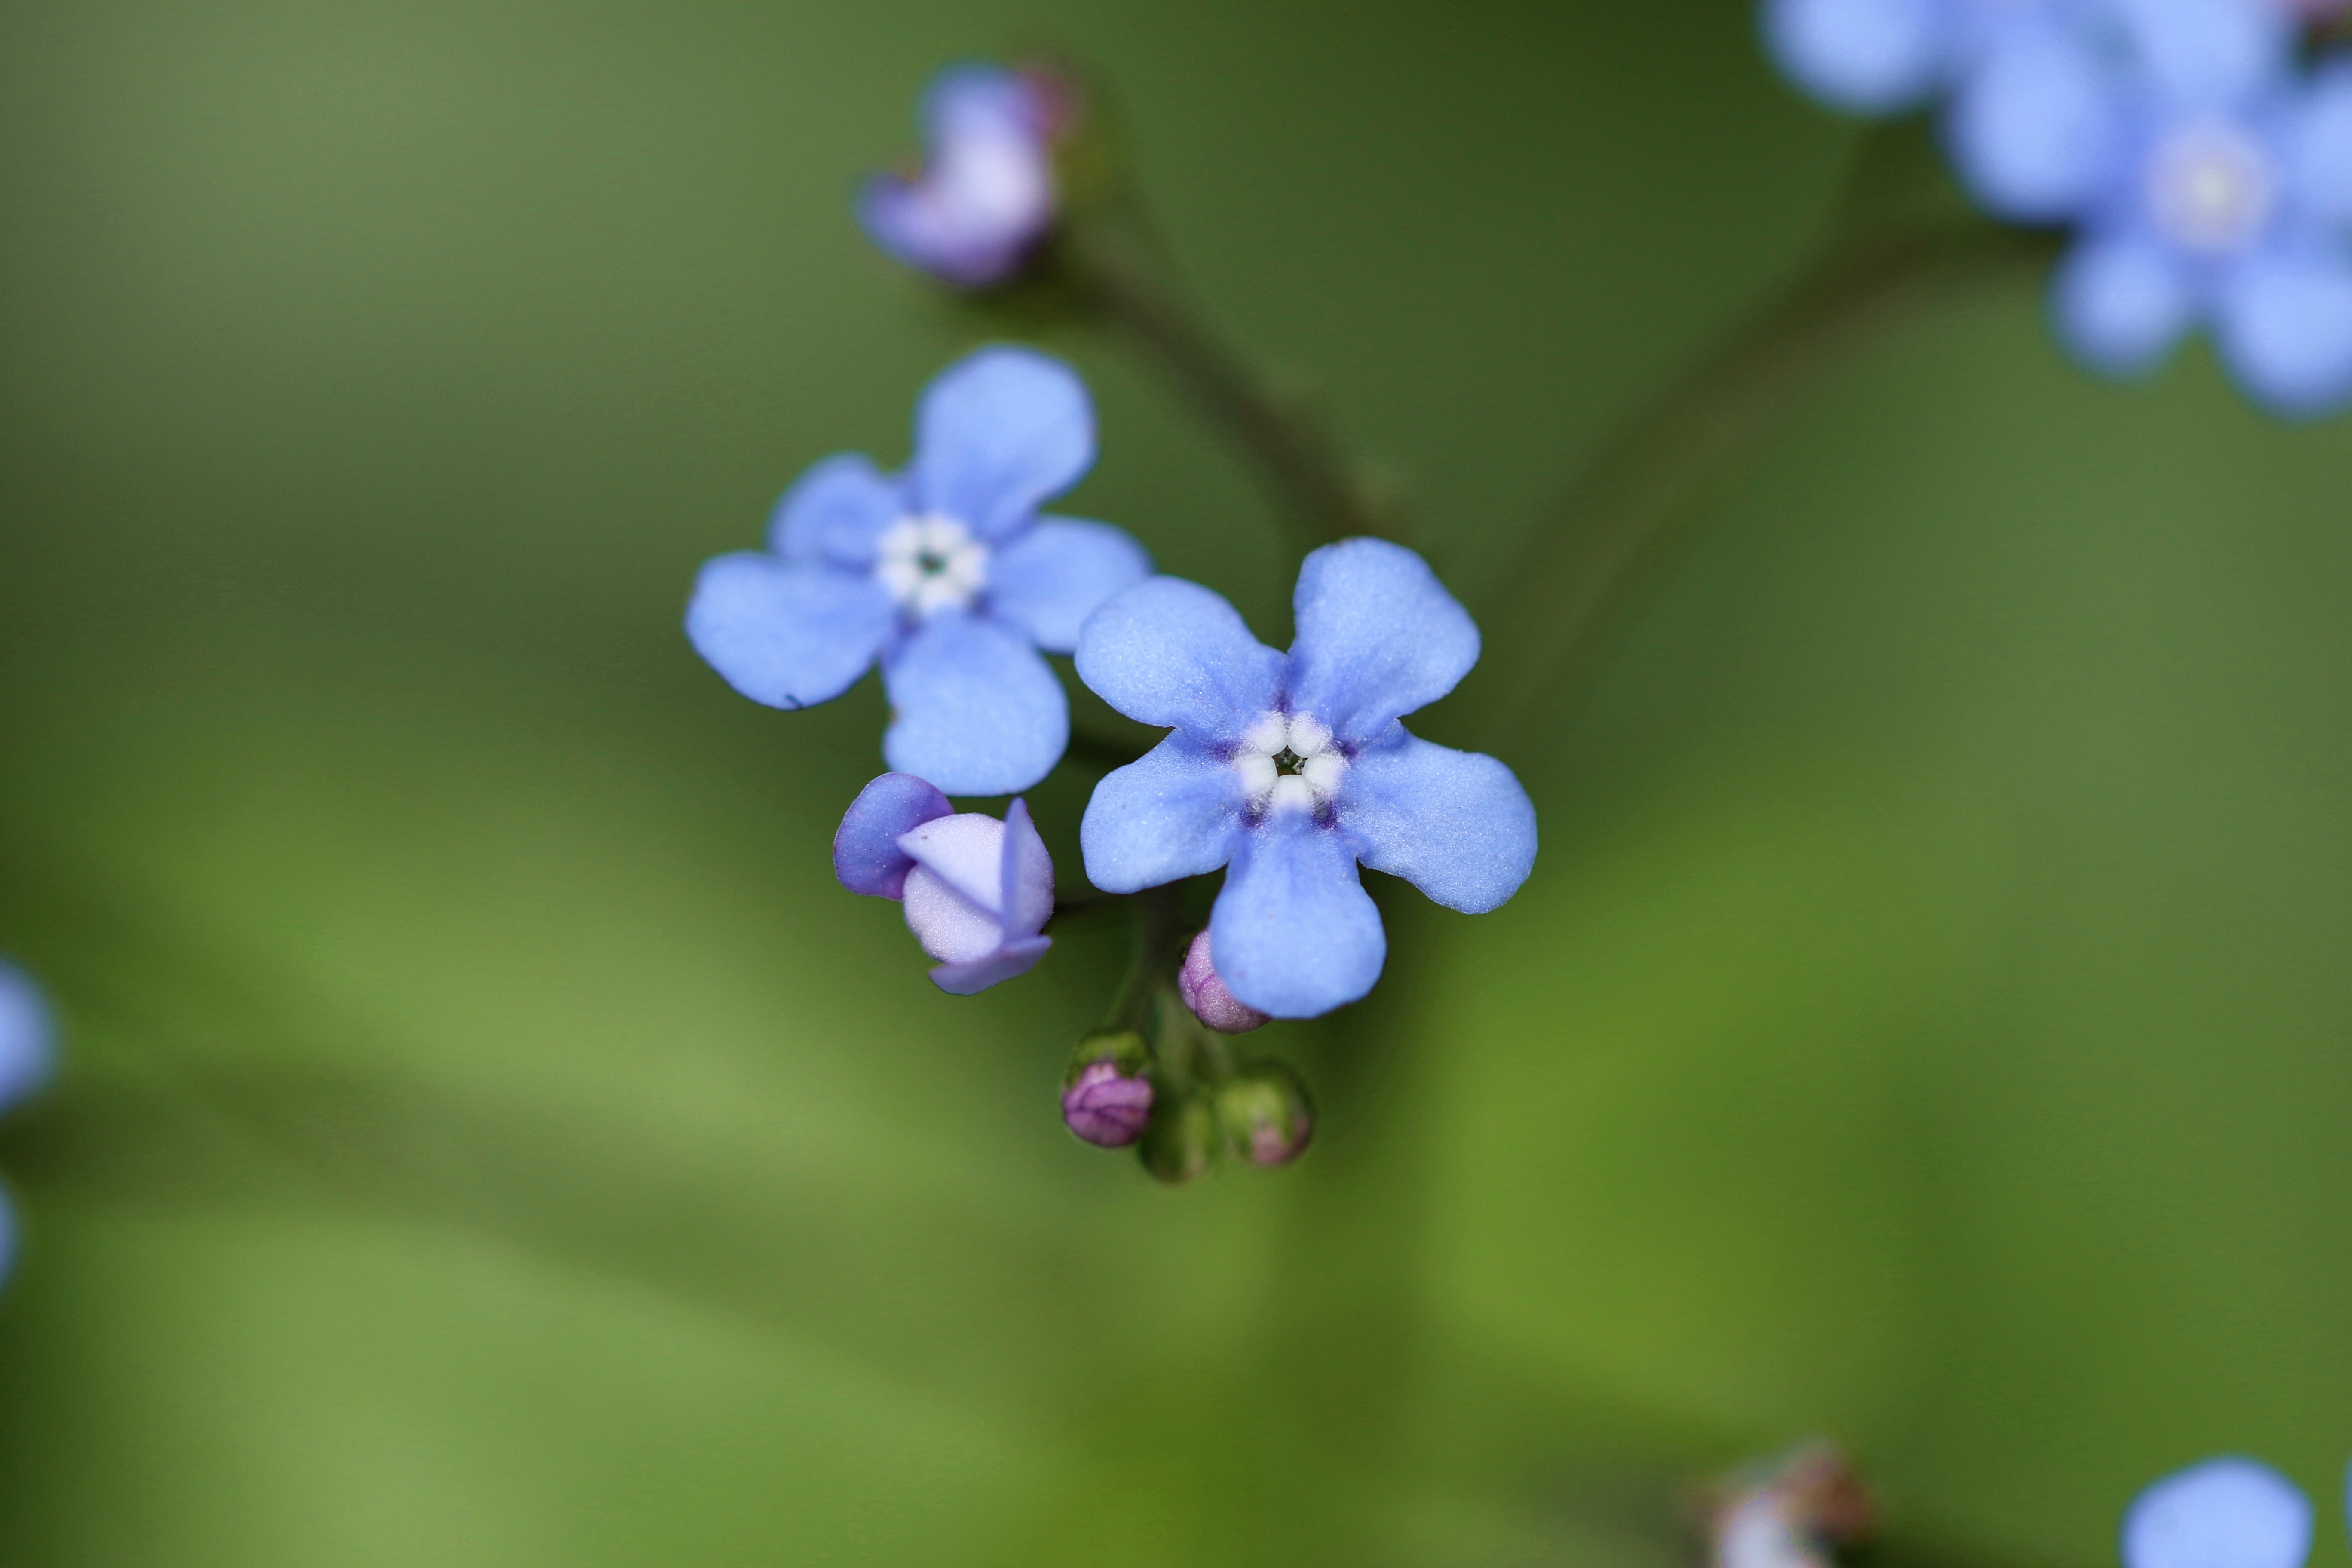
{"left": 1057, "top": 205, "right": 1391, "bottom": 557}
{"left": 1472, "top": 143, "right": 2059, "bottom": 759}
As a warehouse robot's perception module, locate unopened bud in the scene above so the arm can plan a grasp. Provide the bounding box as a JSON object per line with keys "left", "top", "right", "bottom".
{"left": 1139, "top": 1092, "right": 1218, "bottom": 1185}
{"left": 1177, "top": 930, "right": 1268, "bottom": 1034}
{"left": 1214, "top": 1062, "right": 1314, "bottom": 1166}
{"left": 1061, "top": 1031, "right": 1155, "bottom": 1148}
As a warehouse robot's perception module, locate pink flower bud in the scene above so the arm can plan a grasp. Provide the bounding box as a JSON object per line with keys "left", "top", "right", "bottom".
{"left": 1177, "top": 930, "right": 1268, "bottom": 1034}
{"left": 1062, "top": 1058, "right": 1154, "bottom": 1148}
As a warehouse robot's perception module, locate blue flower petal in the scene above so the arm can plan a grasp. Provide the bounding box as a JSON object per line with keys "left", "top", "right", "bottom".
{"left": 2216, "top": 248, "right": 2352, "bottom": 417}
{"left": 859, "top": 67, "right": 1052, "bottom": 287}
{"left": 1946, "top": 21, "right": 2122, "bottom": 220}
{"left": 1080, "top": 734, "right": 1246, "bottom": 893}
{"left": 833, "top": 773, "right": 954, "bottom": 899}
{"left": 2123, "top": 1458, "right": 2311, "bottom": 1568}
{"left": 2113, "top": 0, "right": 2291, "bottom": 109}
{"left": 1762, "top": 0, "right": 1948, "bottom": 114}
{"left": 882, "top": 611, "right": 1069, "bottom": 794}
{"left": 1074, "top": 576, "right": 1284, "bottom": 741}
{"left": 931, "top": 934, "right": 1052, "bottom": 995}
{"left": 0, "top": 962, "right": 55, "bottom": 1115}
{"left": 2292, "top": 64, "right": 2352, "bottom": 228}
{"left": 910, "top": 347, "right": 1095, "bottom": 541}
{"left": 1210, "top": 812, "right": 1387, "bottom": 1019}
{"left": 2052, "top": 232, "right": 2198, "bottom": 376}
{"left": 686, "top": 554, "right": 894, "bottom": 711}
{"left": 989, "top": 516, "right": 1153, "bottom": 653}
{"left": 1342, "top": 732, "right": 1537, "bottom": 915}
{"left": 999, "top": 797, "right": 1055, "bottom": 939}
{"left": 1286, "top": 538, "right": 1480, "bottom": 742}
{"left": 769, "top": 454, "right": 906, "bottom": 567}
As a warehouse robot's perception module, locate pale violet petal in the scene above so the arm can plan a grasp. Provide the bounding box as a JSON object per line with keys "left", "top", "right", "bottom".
{"left": 931, "top": 934, "right": 1052, "bottom": 995}
{"left": 898, "top": 813, "right": 1009, "bottom": 915}
{"left": 2052, "top": 232, "right": 2199, "bottom": 376}
{"left": 2216, "top": 248, "right": 2352, "bottom": 417}
{"left": 881, "top": 612, "right": 1068, "bottom": 795}
{"left": 2122, "top": 1458, "right": 2311, "bottom": 1568}
{"left": 910, "top": 347, "right": 1095, "bottom": 540}
{"left": 1080, "top": 735, "right": 1246, "bottom": 894}
{"left": 2112, "top": 0, "right": 2292, "bottom": 109}
{"left": 769, "top": 453, "right": 906, "bottom": 566}
{"left": 1210, "top": 811, "right": 1387, "bottom": 1019}
{"left": 833, "top": 773, "right": 955, "bottom": 899}
{"left": 901, "top": 862, "right": 1005, "bottom": 964}
{"left": 1074, "top": 576, "right": 1284, "bottom": 741}
{"left": 1762, "top": 0, "right": 1948, "bottom": 115}
{"left": 988, "top": 517, "right": 1153, "bottom": 653}
{"left": 1286, "top": 538, "right": 1480, "bottom": 741}
{"left": 2291, "top": 64, "right": 2352, "bottom": 228}
{"left": 1341, "top": 731, "right": 1538, "bottom": 915}
{"left": 686, "top": 554, "right": 893, "bottom": 710}
{"left": 998, "top": 797, "right": 1055, "bottom": 940}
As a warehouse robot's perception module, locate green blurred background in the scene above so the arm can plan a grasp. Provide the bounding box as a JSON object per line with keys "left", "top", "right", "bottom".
{"left": 2, "top": 0, "right": 2349, "bottom": 1562}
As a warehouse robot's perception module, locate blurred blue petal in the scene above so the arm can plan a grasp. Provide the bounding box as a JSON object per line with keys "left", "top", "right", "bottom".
{"left": 1342, "top": 733, "right": 1538, "bottom": 915}
{"left": 2123, "top": 1458, "right": 2311, "bottom": 1568}
{"left": 859, "top": 66, "right": 1054, "bottom": 288}
{"left": 1948, "top": 21, "right": 2122, "bottom": 219}
{"left": 882, "top": 612, "right": 1068, "bottom": 794}
{"left": 1287, "top": 538, "right": 1481, "bottom": 741}
{"left": 1210, "top": 810, "right": 1387, "bottom": 1018}
{"left": 833, "top": 773, "right": 954, "bottom": 899}
{"left": 686, "top": 554, "right": 894, "bottom": 710}
{"left": 2113, "top": 0, "right": 2292, "bottom": 108}
{"left": 2052, "top": 232, "right": 2198, "bottom": 374}
{"left": 1762, "top": 0, "right": 1948, "bottom": 113}
{"left": 988, "top": 516, "right": 1153, "bottom": 653}
{"left": 769, "top": 454, "right": 906, "bottom": 567}
{"left": 1080, "top": 735, "right": 1246, "bottom": 894}
{"left": 1074, "top": 576, "right": 1284, "bottom": 741}
{"left": 2216, "top": 247, "right": 2352, "bottom": 416}
{"left": 911, "top": 347, "right": 1095, "bottom": 542}
{"left": 0, "top": 963, "right": 54, "bottom": 1116}
{"left": 2289, "top": 62, "right": 2352, "bottom": 227}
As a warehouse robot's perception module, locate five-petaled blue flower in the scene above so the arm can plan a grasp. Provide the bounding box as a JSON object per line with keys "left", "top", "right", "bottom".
{"left": 686, "top": 346, "right": 1151, "bottom": 796}
{"left": 834, "top": 772, "right": 1056, "bottom": 994}
{"left": 860, "top": 64, "right": 1060, "bottom": 288}
{"left": 2122, "top": 1458, "right": 2311, "bottom": 1568}
{"left": 1075, "top": 538, "right": 1538, "bottom": 1020}
{"left": 0, "top": 961, "right": 55, "bottom": 1286}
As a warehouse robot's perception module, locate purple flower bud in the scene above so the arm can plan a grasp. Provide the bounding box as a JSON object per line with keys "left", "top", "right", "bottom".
{"left": 1214, "top": 1063, "right": 1314, "bottom": 1167}
{"left": 1177, "top": 929, "right": 1268, "bottom": 1034}
{"left": 1062, "top": 1058, "right": 1154, "bottom": 1148}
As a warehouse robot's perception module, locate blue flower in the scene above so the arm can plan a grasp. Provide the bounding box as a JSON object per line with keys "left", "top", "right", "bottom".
{"left": 833, "top": 771, "right": 1056, "bottom": 994}
{"left": 0, "top": 961, "right": 55, "bottom": 1286}
{"left": 2123, "top": 1458, "right": 2311, "bottom": 1568}
{"left": 1763, "top": 0, "right": 2105, "bottom": 116}
{"left": 859, "top": 65, "right": 1060, "bottom": 288}
{"left": 1075, "top": 539, "right": 1538, "bottom": 1020}
{"left": 686, "top": 346, "right": 1151, "bottom": 795}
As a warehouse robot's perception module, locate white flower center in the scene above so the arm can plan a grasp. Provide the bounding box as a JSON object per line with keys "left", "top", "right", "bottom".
{"left": 2146, "top": 119, "right": 2275, "bottom": 255}
{"left": 875, "top": 514, "right": 989, "bottom": 618}
{"left": 1233, "top": 710, "right": 1344, "bottom": 815}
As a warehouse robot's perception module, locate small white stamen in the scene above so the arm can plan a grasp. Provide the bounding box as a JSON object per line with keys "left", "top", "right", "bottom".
{"left": 2146, "top": 118, "right": 2275, "bottom": 255}
{"left": 1232, "top": 707, "right": 1346, "bottom": 812}
{"left": 875, "top": 513, "right": 989, "bottom": 618}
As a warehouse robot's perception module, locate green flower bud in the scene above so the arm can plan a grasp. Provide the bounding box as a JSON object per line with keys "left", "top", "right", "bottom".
{"left": 1139, "top": 1091, "right": 1219, "bottom": 1185}
{"left": 1214, "top": 1062, "right": 1315, "bottom": 1167}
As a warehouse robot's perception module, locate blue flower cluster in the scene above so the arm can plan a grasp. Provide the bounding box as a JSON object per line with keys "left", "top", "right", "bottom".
{"left": 1766, "top": 0, "right": 2352, "bottom": 413}
{"left": 688, "top": 350, "right": 1539, "bottom": 1023}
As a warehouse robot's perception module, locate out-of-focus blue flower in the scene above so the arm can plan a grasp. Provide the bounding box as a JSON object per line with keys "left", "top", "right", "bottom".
{"left": 1075, "top": 539, "right": 1537, "bottom": 1020}
{"left": 0, "top": 961, "right": 56, "bottom": 1288}
{"left": 687, "top": 347, "right": 1151, "bottom": 795}
{"left": 2122, "top": 1458, "right": 2311, "bottom": 1568}
{"left": 1763, "top": 0, "right": 2112, "bottom": 115}
{"left": 833, "top": 771, "right": 1056, "bottom": 994}
{"left": 860, "top": 65, "right": 1061, "bottom": 288}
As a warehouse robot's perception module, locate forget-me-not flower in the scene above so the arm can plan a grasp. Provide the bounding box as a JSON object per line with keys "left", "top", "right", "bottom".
{"left": 834, "top": 771, "right": 1055, "bottom": 994}
{"left": 860, "top": 65, "right": 1061, "bottom": 288}
{"left": 687, "top": 347, "right": 1151, "bottom": 795}
{"left": 1075, "top": 538, "right": 1537, "bottom": 1020}
{"left": 2122, "top": 1458, "right": 2311, "bottom": 1568}
{"left": 1762, "top": 0, "right": 2093, "bottom": 115}
{"left": 0, "top": 962, "right": 55, "bottom": 1286}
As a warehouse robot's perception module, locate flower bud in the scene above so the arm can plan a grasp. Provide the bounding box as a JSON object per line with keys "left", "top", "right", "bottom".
{"left": 1139, "top": 1091, "right": 1219, "bottom": 1185}
{"left": 1061, "top": 1031, "right": 1155, "bottom": 1148}
{"left": 1213, "top": 1063, "right": 1314, "bottom": 1166}
{"left": 1176, "top": 930, "right": 1268, "bottom": 1034}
